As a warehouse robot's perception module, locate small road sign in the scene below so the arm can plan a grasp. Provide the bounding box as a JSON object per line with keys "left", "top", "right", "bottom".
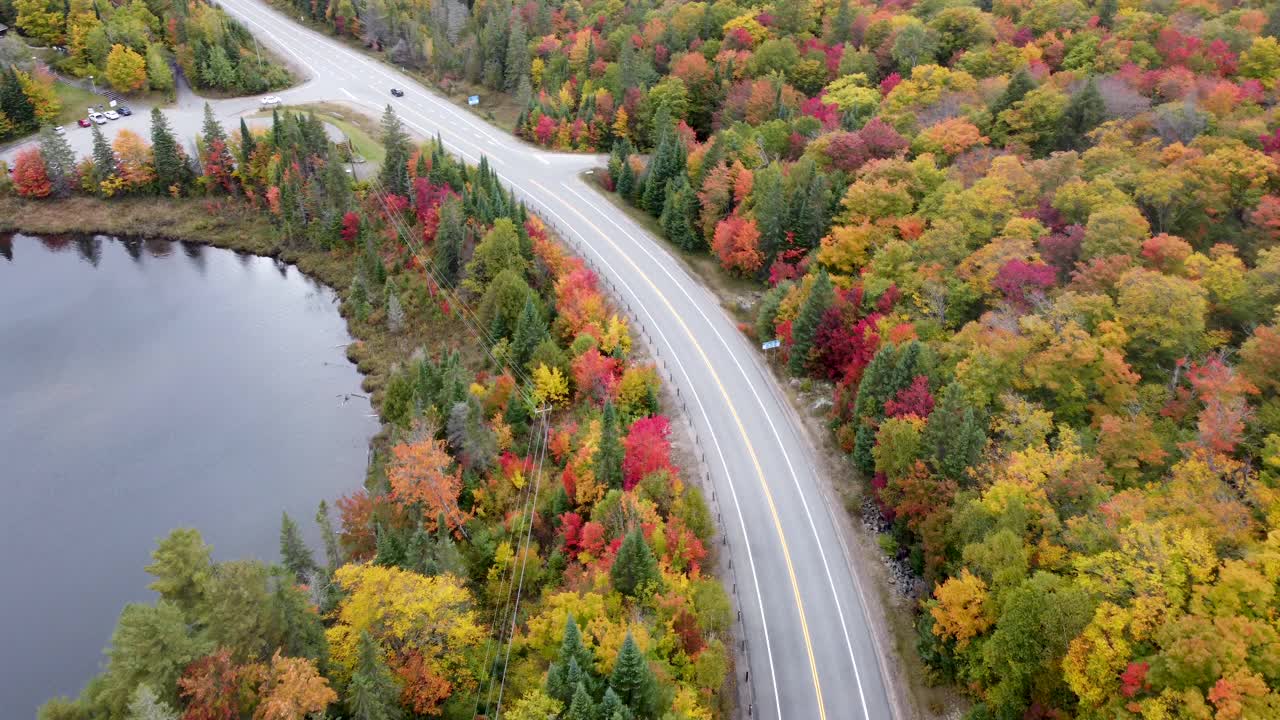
{"left": 761, "top": 339, "right": 781, "bottom": 350}
{"left": 467, "top": 95, "right": 480, "bottom": 106}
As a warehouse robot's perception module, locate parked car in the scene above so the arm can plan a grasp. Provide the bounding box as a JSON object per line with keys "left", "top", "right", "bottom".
{"left": 390, "top": 88, "right": 404, "bottom": 97}
{"left": 103, "top": 110, "right": 119, "bottom": 120}
{"left": 89, "top": 112, "right": 107, "bottom": 125}
{"left": 260, "top": 95, "right": 282, "bottom": 107}
{"left": 53, "top": 126, "right": 66, "bottom": 135}
{"left": 77, "top": 118, "right": 91, "bottom": 127}
{"left": 117, "top": 106, "right": 132, "bottom": 116}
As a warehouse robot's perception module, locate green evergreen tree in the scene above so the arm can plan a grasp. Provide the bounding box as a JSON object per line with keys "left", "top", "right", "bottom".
{"left": 616, "top": 154, "right": 636, "bottom": 201}
{"left": 598, "top": 688, "right": 626, "bottom": 720}
{"left": 239, "top": 117, "right": 256, "bottom": 166}
{"left": 267, "top": 570, "right": 329, "bottom": 666}
{"left": 90, "top": 123, "right": 117, "bottom": 190}
{"left": 1098, "top": 0, "right": 1118, "bottom": 29}
{"left": 200, "top": 103, "right": 230, "bottom": 160}
{"left": 660, "top": 177, "right": 699, "bottom": 252}
{"left": 754, "top": 164, "right": 787, "bottom": 264}
{"left": 609, "top": 633, "right": 658, "bottom": 717}
{"left": 922, "top": 383, "right": 987, "bottom": 483}
{"left": 596, "top": 401, "right": 624, "bottom": 489}
{"left": 150, "top": 108, "right": 187, "bottom": 194}
{"left": 1055, "top": 77, "right": 1106, "bottom": 151}
{"left": 379, "top": 104, "right": 412, "bottom": 198}
{"left": 373, "top": 523, "right": 406, "bottom": 567}
{"left": 988, "top": 70, "right": 1034, "bottom": 139}
{"left": 315, "top": 500, "right": 342, "bottom": 570}
{"left": 0, "top": 68, "right": 35, "bottom": 132}
{"left": 566, "top": 682, "right": 595, "bottom": 720}
{"left": 546, "top": 615, "right": 595, "bottom": 703}
{"left": 786, "top": 159, "right": 830, "bottom": 250}
{"left": 511, "top": 296, "right": 547, "bottom": 369}
{"left": 850, "top": 342, "right": 929, "bottom": 474}
{"left": 279, "top": 511, "right": 316, "bottom": 583}
{"left": 39, "top": 125, "right": 77, "bottom": 198}
{"left": 829, "top": 0, "right": 855, "bottom": 45}
{"left": 504, "top": 18, "right": 529, "bottom": 92}
{"left": 346, "top": 631, "right": 402, "bottom": 720}
{"left": 435, "top": 196, "right": 465, "bottom": 285}
{"left": 788, "top": 270, "right": 834, "bottom": 376}
{"left": 610, "top": 528, "right": 659, "bottom": 597}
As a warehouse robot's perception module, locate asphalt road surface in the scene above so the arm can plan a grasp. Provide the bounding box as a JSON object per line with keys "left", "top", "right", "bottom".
{"left": 8, "top": 2, "right": 898, "bottom": 715}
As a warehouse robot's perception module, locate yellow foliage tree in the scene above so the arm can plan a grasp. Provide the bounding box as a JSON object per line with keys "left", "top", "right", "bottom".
{"left": 17, "top": 70, "right": 61, "bottom": 125}
{"left": 929, "top": 568, "right": 993, "bottom": 648}
{"left": 532, "top": 363, "right": 569, "bottom": 407}
{"left": 326, "top": 564, "right": 484, "bottom": 705}
{"left": 105, "top": 44, "right": 148, "bottom": 93}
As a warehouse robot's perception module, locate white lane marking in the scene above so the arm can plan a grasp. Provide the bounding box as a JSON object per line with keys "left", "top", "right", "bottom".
{"left": 560, "top": 182, "right": 873, "bottom": 717}
{"left": 215, "top": 0, "right": 317, "bottom": 75}
{"left": 225, "top": 0, "right": 544, "bottom": 161}
{"left": 515, "top": 181, "right": 784, "bottom": 720}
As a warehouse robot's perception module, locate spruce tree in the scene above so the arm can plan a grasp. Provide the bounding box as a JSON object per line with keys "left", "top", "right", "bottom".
{"left": 435, "top": 196, "right": 465, "bottom": 285}
{"left": 754, "top": 164, "right": 787, "bottom": 263}
{"left": 788, "top": 270, "right": 834, "bottom": 376}
{"left": 1056, "top": 77, "right": 1106, "bottom": 151}
{"left": 91, "top": 123, "right": 117, "bottom": 188}
{"left": 239, "top": 117, "right": 256, "bottom": 166}
{"left": 504, "top": 18, "right": 529, "bottom": 92}
{"left": 150, "top": 108, "right": 186, "bottom": 194}
{"left": 1098, "top": 0, "right": 1118, "bottom": 29}
{"left": 315, "top": 500, "right": 342, "bottom": 570}
{"left": 346, "top": 631, "right": 402, "bottom": 720}
{"left": 598, "top": 688, "right": 626, "bottom": 720}
{"left": 988, "top": 70, "right": 1034, "bottom": 139}
{"left": 279, "top": 512, "right": 316, "bottom": 583}
{"left": 201, "top": 103, "right": 229, "bottom": 158}
{"left": 566, "top": 682, "right": 595, "bottom": 720}
{"left": 39, "top": 126, "right": 77, "bottom": 198}
{"left": 596, "top": 401, "right": 624, "bottom": 489}
{"left": 511, "top": 297, "right": 546, "bottom": 369}
{"left": 379, "top": 104, "right": 412, "bottom": 198}
{"left": 126, "top": 684, "right": 178, "bottom": 720}
{"left": 373, "top": 523, "right": 405, "bottom": 567}
{"left": 609, "top": 633, "right": 658, "bottom": 716}
{"left": 922, "top": 383, "right": 987, "bottom": 482}
{"left": 660, "top": 177, "right": 699, "bottom": 251}
{"left": 829, "top": 0, "right": 854, "bottom": 45}
{"left": 610, "top": 528, "right": 659, "bottom": 597}
{"left": 616, "top": 154, "right": 636, "bottom": 201}
{"left": 0, "top": 68, "right": 35, "bottom": 132}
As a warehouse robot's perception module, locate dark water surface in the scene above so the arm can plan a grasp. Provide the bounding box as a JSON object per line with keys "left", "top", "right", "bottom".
{"left": 0, "top": 234, "right": 377, "bottom": 714}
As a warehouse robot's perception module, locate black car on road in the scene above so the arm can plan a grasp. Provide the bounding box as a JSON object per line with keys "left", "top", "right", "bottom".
{"left": 390, "top": 88, "right": 404, "bottom": 97}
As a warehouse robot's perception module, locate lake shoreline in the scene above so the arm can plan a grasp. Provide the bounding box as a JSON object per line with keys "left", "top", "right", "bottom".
{"left": 2, "top": 195, "right": 413, "bottom": 444}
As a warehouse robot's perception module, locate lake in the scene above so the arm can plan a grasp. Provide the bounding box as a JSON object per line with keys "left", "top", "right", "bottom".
{"left": 0, "top": 233, "right": 378, "bottom": 715}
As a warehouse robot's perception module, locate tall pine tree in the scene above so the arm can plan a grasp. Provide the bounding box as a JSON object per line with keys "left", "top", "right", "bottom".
{"left": 346, "top": 631, "right": 402, "bottom": 720}
{"left": 922, "top": 383, "right": 987, "bottom": 482}
{"left": 609, "top": 633, "right": 659, "bottom": 717}
{"left": 150, "top": 108, "right": 187, "bottom": 194}
{"left": 610, "top": 528, "right": 659, "bottom": 597}
{"left": 39, "top": 125, "right": 77, "bottom": 198}
{"left": 788, "top": 270, "right": 834, "bottom": 376}
{"left": 91, "top": 122, "right": 117, "bottom": 189}
{"left": 596, "top": 401, "right": 624, "bottom": 489}
{"left": 379, "top": 104, "right": 412, "bottom": 198}
{"left": 435, "top": 196, "right": 465, "bottom": 285}
{"left": 1055, "top": 77, "right": 1106, "bottom": 151}
{"left": 279, "top": 512, "right": 316, "bottom": 583}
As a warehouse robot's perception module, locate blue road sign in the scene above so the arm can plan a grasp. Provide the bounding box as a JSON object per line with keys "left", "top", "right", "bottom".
{"left": 761, "top": 339, "right": 781, "bottom": 350}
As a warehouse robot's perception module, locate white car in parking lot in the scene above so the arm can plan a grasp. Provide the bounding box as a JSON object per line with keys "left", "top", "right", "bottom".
{"left": 260, "top": 95, "right": 282, "bottom": 107}
{"left": 88, "top": 112, "right": 107, "bottom": 125}
{"left": 103, "top": 110, "right": 120, "bottom": 120}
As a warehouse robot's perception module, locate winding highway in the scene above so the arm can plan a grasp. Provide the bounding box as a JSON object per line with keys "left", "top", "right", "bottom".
{"left": 10, "top": 1, "right": 899, "bottom": 715}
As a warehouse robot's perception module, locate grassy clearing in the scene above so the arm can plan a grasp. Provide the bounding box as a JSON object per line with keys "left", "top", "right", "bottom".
{"left": 53, "top": 83, "right": 105, "bottom": 126}
{"left": 253, "top": 102, "right": 386, "bottom": 166}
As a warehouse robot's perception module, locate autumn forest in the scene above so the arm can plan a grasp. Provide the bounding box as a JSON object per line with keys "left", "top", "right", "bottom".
{"left": 8, "top": 0, "right": 1280, "bottom": 717}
